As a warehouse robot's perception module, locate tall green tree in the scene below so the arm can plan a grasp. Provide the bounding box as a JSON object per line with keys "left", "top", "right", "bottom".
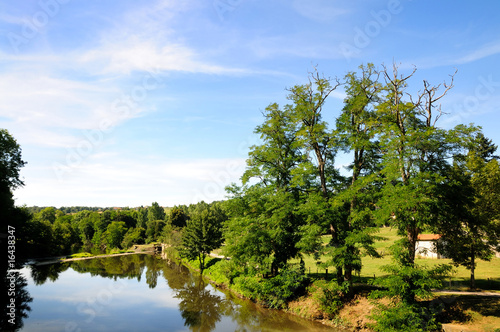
{"left": 285, "top": 69, "right": 348, "bottom": 279}
{"left": 0, "top": 129, "right": 32, "bottom": 261}
{"left": 228, "top": 99, "right": 306, "bottom": 276}
{"left": 371, "top": 64, "right": 479, "bottom": 310}
{"left": 242, "top": 102, "right": 302, "bottom": 190}
{"left": 332, "top": 63, "right": 382, "bottom": 292}
{"left": 179, "top": 205, "right": 225, "bottom": 273}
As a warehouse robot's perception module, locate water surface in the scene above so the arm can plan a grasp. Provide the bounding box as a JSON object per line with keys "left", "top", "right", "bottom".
{"left": 14, "top": 254, "right": 337, "bottom": 331}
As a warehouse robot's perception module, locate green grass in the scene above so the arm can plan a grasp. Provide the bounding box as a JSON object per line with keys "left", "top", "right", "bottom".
{"left": 292, "top": 227, "right": 500, "bottom": 291}
{"left": 67, "top": 252, "right": 93, "bottom": 258}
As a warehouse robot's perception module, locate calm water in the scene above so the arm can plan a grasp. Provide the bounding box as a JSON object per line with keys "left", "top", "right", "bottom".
{"left": 10, "top": 254, "right": 338, "bottom": 331}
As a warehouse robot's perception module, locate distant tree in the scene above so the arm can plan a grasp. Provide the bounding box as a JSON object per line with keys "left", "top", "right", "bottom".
{"left": 104, "top": 221, "right": 128, "bottom": 249}
{"left": 114, "top": 211, "right": 137, "bottom": 229}
{"left": 134, "top": 207, "right": 148, "bottom": 229}
{"left": 473, "top": 132, "right": 499, "bottom": 162}
{"left": 170, "top": 207, "right": 189, "bottom": 228}
{"left": 179, "top": 205, "right": 225, "bottom": 273}
{"left": 34, "top": 207, "right": 57, "bottom": 224}
{"left": 148, "top": 202, "right": 166, "bottom": 223}
{"left": 121, "top": 227, "right": 146, "bottom": 249}
{"left": 52, "top": 218, "right": 79, "bottom": 254}
{"left": 145, "top": 219, "right": 166, "bottom": 243}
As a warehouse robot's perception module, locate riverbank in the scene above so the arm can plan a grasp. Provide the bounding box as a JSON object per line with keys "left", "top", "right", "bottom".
{"left": 171, "top": 252, "right": 500, "bottom": 332}
{"left": 27, "top": 247, "right": 500, "bottom": 331}
{"left": 172, "top": 252, "right": 351, "bottom": 330}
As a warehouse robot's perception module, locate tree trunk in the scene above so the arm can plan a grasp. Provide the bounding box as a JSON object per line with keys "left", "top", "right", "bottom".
{"left": 406, "top": 224, "right": 418, "bottom": 266}
{"left": 470, "top": 248, "right": 475, "bottom": 289}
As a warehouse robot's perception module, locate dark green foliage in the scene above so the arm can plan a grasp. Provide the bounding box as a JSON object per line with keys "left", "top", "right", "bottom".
{"left": 169, "top": 207, "right": 189, "bottom": 227}
{"left": 372, "top": 254, "right": 452, "bottom": 304}
{"left": 52, "top": 217, "right": 80, "bottom": 254}
{"left": 0, "top": 129, "right": 26, "bottom": 189}
{"left": 145, "top": 219, "right": 166, "bottom": 243}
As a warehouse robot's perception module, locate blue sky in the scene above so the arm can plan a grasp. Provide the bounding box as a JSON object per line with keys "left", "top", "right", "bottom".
{"left": 1, "top": 0, "right": 500, "bottom": 208}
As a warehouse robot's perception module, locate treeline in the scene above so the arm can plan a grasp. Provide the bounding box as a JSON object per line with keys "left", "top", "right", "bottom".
{"left": 16, "top": 201, "right": 225, "bottom": 258}
{"left": 27, "top": 206, "right": 103, "bottom": 214}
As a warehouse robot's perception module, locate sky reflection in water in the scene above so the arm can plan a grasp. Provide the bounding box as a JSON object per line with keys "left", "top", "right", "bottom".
{"left": 19, "top": 254, "right": 336, "bottom": 332}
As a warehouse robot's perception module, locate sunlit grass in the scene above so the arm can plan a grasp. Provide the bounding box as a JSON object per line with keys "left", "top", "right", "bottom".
{"left": 67, "top": 252, "right": 93, "bottom": 258}
{"left": 292, "top": 227, "right": 500, "bottom": 290}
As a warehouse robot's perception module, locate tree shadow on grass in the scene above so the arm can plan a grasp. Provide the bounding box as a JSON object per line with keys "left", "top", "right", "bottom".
{"left": 438, "top": 295, "right": 500, "bottom": 324}
{"left": 205, "top": 257, "right": 222, "bottom": 270}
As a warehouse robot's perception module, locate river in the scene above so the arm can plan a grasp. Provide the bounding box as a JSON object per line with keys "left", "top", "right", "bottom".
{"left": 8, "top": 254, "right": 341, "bottom": 331}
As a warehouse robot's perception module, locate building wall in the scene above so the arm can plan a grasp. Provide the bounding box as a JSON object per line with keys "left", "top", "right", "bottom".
{"left": 416, "top": 240, "right": 441, "bottom": 259}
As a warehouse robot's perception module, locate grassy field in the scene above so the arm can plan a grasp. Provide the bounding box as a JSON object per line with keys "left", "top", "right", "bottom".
{"left": 293, "top": 226, "right": 500, "bottom": 291}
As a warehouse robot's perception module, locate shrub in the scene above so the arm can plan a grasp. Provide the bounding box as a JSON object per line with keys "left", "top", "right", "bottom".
{"left": 370, "top": 301, "right": 441, "bottom": 332}
{"left": 235, "top": 267, "right": 309, "bottom": 309}
{"left": 310, "top": 280, "right": 346, "bottom": 316}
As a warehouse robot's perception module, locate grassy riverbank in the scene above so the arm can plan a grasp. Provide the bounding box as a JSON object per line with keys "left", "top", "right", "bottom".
{"left": 170, "top": 227, "right": 500, "bottom": 331}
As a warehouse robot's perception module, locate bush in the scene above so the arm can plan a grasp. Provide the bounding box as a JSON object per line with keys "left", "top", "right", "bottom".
{"left": 370, "top": 301, "right": 441, "bottom": 332}
{"left": 310, "top": 280, "right": 346, "bottom": 316}
{"left": 235, "top": 267, "right": 309, "bottom": 309}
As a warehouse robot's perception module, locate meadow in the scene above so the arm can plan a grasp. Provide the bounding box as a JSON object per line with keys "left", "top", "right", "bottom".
{"left": 294, "top": 226, "right": 500, "bottom": 291}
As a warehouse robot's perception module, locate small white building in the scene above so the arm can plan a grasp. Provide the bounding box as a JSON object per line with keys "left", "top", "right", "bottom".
{"left": 416, "top": 234, "right": 445, "bottom": 259}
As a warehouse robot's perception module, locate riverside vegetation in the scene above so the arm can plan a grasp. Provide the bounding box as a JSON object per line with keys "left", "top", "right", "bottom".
{"left": 2, "top": 63, "right": 500, "bottom": 331}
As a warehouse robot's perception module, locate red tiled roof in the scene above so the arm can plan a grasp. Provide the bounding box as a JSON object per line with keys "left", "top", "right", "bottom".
{"left": 417, "top": 234, "right": 441, "bottom": 241}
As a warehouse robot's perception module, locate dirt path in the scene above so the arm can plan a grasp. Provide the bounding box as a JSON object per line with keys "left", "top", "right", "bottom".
{"left": 433, "top": 290, "right": 500, "bottom": 297}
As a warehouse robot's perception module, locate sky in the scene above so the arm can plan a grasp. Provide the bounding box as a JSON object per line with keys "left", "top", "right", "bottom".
{"left": 1, "top": 0, "right": 500, "bottom": 208}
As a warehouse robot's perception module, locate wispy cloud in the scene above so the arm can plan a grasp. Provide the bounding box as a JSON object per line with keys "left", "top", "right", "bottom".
{"left": 454, "top": 41, "right": 500, "bottom": 64}
{"left": 404, "top": 40, "right": 500, "bottom": 70}
{"left": 78, "top": 37, "right": 245, "bottom": 76}
{"left": 292, "top": 0, "right": 350, "bottom": 22}
{"left": 0, "top": 0, "right": 248, "bottom": 149}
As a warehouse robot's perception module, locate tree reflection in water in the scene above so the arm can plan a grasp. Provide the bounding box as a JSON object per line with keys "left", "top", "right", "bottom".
{"left": 19, "top": 254, "right": 333, "bottom": 331}
{"left": 30, "top": 262, "right": 70, "bottom": 285}
{"left": 0, "top": 266, "right": 33, "bottom": 331}
{"left": 176, "top": 276, "right": 228, "bottom": 331}
{"left": 28, "top": 254, "right": 229, "bottom": 331}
